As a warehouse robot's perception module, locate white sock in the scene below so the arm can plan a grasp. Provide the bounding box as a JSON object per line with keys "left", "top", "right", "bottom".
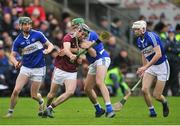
{"left": 149, "top": 106, "right": 154, "bottom": 109}
{"left": 8, "top": 109, "right": 14, "bottom": 113}
{"left": 105, "top": 102, "right": 111, "bottom": 105}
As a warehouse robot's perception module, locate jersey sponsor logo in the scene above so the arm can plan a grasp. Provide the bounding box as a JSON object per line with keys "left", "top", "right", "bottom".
{"left": 25, "top": 39, "right": 31, "bottom": 45}
{"left": 141, "top": 45, "right": 155, "bottom": 57}
{"left": 22, "top": 41, "right": 43, "bottom": 55}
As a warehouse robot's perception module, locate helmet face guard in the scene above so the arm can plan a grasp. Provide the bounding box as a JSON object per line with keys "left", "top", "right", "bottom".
{"left": 78, "top": 23, "right": 91, "bottom": 34}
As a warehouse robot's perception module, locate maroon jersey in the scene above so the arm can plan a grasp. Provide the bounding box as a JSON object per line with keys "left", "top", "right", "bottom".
{"left": 54, "top": 33, "right": 80, "bottom": 72}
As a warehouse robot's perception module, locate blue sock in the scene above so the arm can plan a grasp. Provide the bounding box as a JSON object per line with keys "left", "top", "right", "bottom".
{"left": 94, "top": 103, "right": 102, "bottom": 112}
{"left": 149, "top": 107, "right": 156, "bottom": 115}
{"left": 106, "top": 104, "right": 113, "bottom": 113}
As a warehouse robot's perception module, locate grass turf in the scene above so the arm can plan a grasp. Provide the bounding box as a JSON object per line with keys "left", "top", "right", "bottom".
{"left": 0, "top": 96, "right": 179, "bottom": 125}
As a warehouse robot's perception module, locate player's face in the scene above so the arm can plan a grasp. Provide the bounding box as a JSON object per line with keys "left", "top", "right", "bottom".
{"left": 133, "top": 28, "right": 143, "bottom": 36}
{"left": 21, "top": 23, "right": 32, "bottom": 33}
{"left": 77, "top": 30, "right": 88, "bottom": 40}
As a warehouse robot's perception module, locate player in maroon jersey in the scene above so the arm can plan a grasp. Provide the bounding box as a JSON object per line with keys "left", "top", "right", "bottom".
{"left": 42, "top": 19, "right": 94, "bottom": 118}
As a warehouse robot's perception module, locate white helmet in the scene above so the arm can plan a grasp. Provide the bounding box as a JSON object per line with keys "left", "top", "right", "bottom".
{"left": 132, "top": 20, "right": 147, "bottom": 32}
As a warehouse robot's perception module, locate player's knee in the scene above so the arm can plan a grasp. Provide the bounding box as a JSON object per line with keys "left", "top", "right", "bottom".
{"left": 84, "top": 85, "right": 91, "bottom": 93}
{"left": 153, "top": 92, "right": 161, "bottom": 100}
{"left": 96, "top": 79, "right": 103, "bottom": 87}
{"left": 12, "top": 89, "right": 20, "bottom": 96}
{"left": 141, "top": 87, "right": 148, "bottom": 94}
{"left": 66, "top": 90, "right": 74, "bottom": 96}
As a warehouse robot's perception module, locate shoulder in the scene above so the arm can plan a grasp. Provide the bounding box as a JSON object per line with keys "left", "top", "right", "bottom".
{"left": 13, "top": 33, "right": 22, "bottom": 43}
{"left": 89, "top": 31, "right": 98, "bottom": 40}
{"left": 63, "top": 33, "right": 73, "bottom": 42}
{"left": 146, "top": 31, "right": 159, "bottom": 39}
{"left": 31, "top": 29, "right": 44, "bottom": 36}
{"left": 90, "top": 31, "right": 98, "bottom": 36}
{"left": 146, "top": 32, "right": 161, "bottom": 46}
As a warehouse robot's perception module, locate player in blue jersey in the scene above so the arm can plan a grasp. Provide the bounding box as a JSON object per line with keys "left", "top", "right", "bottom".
{"left": 4, "top": 17, "right": 54, "bottom": 118}
{"left": 132, "top": 20, "right": 170, "bottom": 117}
{"left": 80, "top": 24, "right": 115, "bottom": 118}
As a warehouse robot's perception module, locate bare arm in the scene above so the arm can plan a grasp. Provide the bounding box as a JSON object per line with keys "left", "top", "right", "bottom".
{"left": 70, "top": 48, "right": 79, "bottom": 54}
{"left": 81, "top": 40, "right": 97, "bottom": 57}
{"left": 137, "top": 45, "right": 162, "bottom": 77}
{"left": 10, "top": 51, "right": 21, "bottom": 69}
{"left": 63, "top": 42, "right": 76, "bottom": 60}
{"left": 43, "top": 41, "right": 54, "bottom": 54}
{"left": 144, "top": 45, "right": 162, "bottom": 68}
{"left": 141, "top": 54, "right": 147, "bottom": 66}
{"left": 87, "top": 47, "right": 97, "bottom": 57}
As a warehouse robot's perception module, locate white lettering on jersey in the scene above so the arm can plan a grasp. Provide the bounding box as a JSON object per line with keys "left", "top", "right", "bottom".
{"left": 22, "top": 41, "right": 43, "bottom": 55}
{"left": 141, "top": 45, "right": 155, "bottom": 57}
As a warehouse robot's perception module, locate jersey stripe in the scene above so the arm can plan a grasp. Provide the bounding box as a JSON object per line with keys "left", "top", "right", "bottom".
{"left": 148, "top": 32, "right": 157, "bottom": 46}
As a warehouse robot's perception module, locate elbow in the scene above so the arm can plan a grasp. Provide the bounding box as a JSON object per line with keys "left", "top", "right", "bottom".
{"left": 91, "top": 52, "right": 97, "bottom": 58}
{"left": 156, "top": 53, "right": 162, "bottom": 59}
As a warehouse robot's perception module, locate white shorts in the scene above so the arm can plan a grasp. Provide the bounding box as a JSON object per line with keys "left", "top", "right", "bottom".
{"left": 145, "top": 60, "right": 170, "bottom": 81}
{"left": 52, "top": 67, "right": 77, "bottom": 85}
{"left": 20, "top": 66, "right": 46, "bottom": 82}
{"left": 88, "top": 57, "right": 111, "bottom": 75}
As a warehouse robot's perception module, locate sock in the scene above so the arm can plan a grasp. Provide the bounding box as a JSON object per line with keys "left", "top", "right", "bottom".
{"left": 106, "top": 103, "right": 113, "bottom": 113}
{"left": 8, "top": 109, "right": 14, "bottom": 114}
{"left": 149, "top": 106, "right": 156, "bottom": 114}
{"left": 162, "top": 99, "right": 167, "bottom": 104}
{"left": 94, "top": 103, "right": 102, "bottom": 112}
{"left": 48, "top": 105, "right": 53, "bottom": 110}
{"left": 120, "top": 98, "right": 126, "bottom": 105}
{"left": 38, "top": 99, "right": 43, "bottom": 105}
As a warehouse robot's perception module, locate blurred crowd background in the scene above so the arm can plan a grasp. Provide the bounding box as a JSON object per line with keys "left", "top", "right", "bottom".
{"left": 0, "top": 0, "right": 179, "bottom": 97}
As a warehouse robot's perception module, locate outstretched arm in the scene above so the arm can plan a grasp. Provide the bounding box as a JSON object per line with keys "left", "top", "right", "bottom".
{"left": 43, "top": 41, "right": 54, "bottom": 54}
{"left": 80, "top": 40, "right": 97, "bottom": 57}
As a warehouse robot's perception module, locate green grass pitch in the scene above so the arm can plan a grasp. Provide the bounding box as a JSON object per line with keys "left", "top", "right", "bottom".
{"left": 0, "top": 96, "right": 180, "bottom": 125}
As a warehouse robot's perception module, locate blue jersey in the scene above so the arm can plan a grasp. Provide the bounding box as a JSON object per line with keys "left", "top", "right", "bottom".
{"left": 136, "top": 31, "right": 167, "bottom": 65}
{"left": 12, "top": 29, "right": 48, "bottom": 68}
{"left": 86, "top": 31, "right": 109, "bottom": 64}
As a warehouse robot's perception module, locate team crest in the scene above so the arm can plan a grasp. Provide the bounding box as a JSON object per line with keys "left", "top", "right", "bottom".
{"left": 31, "top": 38, "right": 35, "bottom": 42}
{"left": 25, "top": 39, "right": 30, "bottom": 44}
